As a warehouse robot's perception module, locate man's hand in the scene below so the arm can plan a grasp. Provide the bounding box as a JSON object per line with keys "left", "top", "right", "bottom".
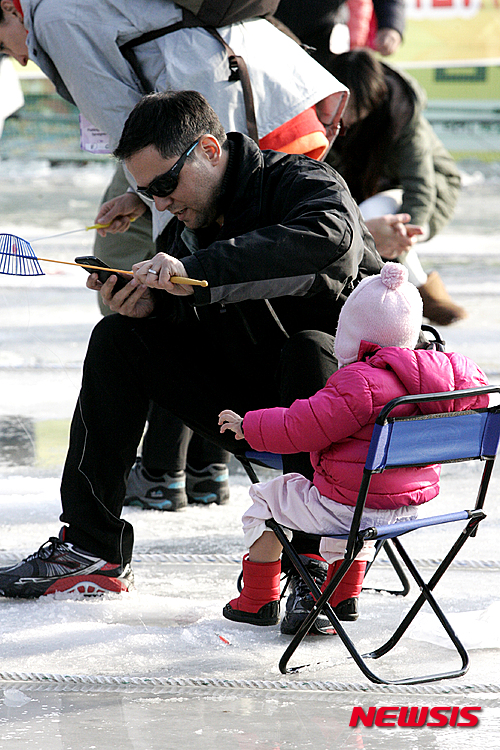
{"left": 365, "top": 214, "right": 424, "bottom": 260}
{"left": 86, "top": 273, "right": 155, "bottom": 318}
{"left": 219, "top": 410, "right": 245, "bottom": 440}
{"left": 94, "top": 192, "right": 147, "bottom": 236}
{"left": 133, "top": 253, "right": 194, "bottom": 297}
{"left": 374, "top": 28, "right": 402, "bottom": 57}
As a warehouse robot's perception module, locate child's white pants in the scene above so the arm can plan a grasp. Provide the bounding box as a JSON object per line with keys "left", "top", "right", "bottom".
{"left": 242, "top": 473, "right": 419, "bottom": 563}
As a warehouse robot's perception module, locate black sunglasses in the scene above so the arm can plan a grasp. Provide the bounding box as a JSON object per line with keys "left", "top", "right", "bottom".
{"left": 135, "top": 139, "right": 199, "bottom": 200}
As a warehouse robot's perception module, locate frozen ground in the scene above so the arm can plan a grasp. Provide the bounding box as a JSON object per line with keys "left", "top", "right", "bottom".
{"left": 0, "top": 158, "right": 499, "bottom": 749}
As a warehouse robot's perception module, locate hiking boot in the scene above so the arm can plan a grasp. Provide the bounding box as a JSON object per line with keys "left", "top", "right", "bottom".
{"left": 280, "top": 556, "right": 333, "bottom": 635}
{"left": 186, "top": 462, "right": 230, "bottom": 505}
{"left": 281, "top": 556, "right": 362, "bottom": 635}
{"left": 280, "top": 555, "right": 360, "bottom": 636}
{"left": 0, "top": 537, "right": 134, "bottom": 599}
{"left": 418, "top": 271, "right": 468, "bottom": 326}
{"left": 124, "top": 458, "right": 187, "bottom": 511}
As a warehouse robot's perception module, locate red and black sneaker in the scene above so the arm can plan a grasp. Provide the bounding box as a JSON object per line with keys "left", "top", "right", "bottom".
{"left": 0, "top": 537, "right": 134, "bottom": 599}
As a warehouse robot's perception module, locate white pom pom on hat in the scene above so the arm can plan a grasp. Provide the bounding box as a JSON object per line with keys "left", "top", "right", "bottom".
{"left": 334, "top": 262, "right": 423, "bottom": 367}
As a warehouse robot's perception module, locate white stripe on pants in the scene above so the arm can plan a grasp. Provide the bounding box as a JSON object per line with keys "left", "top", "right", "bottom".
{"left": 242, "top": 473, "right": 419, "bottom": 563}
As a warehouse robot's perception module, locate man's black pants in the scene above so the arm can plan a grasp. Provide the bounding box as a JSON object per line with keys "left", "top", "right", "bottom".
{"left": 60, "top": 313, "right": 337, "bottom": 565}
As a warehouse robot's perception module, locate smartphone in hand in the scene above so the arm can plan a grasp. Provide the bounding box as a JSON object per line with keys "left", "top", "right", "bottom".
{"left": 75, "top": 256, "right": 129, "bottom": 294}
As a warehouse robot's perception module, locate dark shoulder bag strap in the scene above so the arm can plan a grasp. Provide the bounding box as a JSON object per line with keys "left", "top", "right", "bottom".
{"left": 205, "top": 27, "right": 258, "bottom": 144}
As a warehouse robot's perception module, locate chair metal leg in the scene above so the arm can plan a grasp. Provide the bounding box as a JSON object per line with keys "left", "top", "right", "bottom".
{"left": 360, "top": 538, "right": 469, "bottom": 682}
{"left": 276, "top": 512, "right": 485, "bottom": 684}
{"left": 237, "top": 456, "right": 261, "bottom": 484}
{"left": 363, "top": 539, "right": 411, "bottom": 597}
{"left": 366, "top": 515, "right": 483, "bottom": 662}
{"left": 278, "top": 548, "right": 388, "bottom": 683}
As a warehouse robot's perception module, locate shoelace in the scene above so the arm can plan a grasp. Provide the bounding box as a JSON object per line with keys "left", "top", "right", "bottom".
{"left": 24, "top": 537, "right": 61, "bottom": 563}
{"left": 293, "top": 574, "right": 316, "bottom": 603}
{"left": 284, "top": 567, "right": 327, "bottom": 603}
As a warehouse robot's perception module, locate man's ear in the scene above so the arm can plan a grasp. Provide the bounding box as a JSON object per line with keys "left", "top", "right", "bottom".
{"left": 0, "top": 0, "right": 16, "bottom": 15}
{"left": 199, "top": 135, "right": 222, "bottom": 166}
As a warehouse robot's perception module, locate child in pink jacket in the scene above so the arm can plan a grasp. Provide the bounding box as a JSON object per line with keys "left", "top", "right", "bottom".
{"left": 219, "top": 263, "right": 488, "bottom": 627}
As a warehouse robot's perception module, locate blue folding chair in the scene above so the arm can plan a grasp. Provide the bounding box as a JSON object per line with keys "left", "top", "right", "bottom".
{"left": 265, "top": 384, "right": 500, "bottom": 685}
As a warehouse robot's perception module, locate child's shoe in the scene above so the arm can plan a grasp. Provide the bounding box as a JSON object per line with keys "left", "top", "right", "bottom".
{"left": 223, "top": 555, "right": 281, "bottom": 626}
{"left": 320, "top": 558, "right": 367, "bottom": 623}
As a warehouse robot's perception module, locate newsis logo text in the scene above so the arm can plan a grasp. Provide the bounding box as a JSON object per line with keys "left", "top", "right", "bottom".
{"left": 349, "top": 706, "right": 481, "bottom": 728}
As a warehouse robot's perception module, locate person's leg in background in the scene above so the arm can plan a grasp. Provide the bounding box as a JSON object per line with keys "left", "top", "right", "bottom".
{"left": 94, "top": 163, "right": 156, "bottom": 308}
{"left": 124, "top": 407, "right": 191, "bottom": 511}
{"left": 94, "top": 164, "right": 231, "bottom": 510}
{"left": 185, "top": 431, "right": 231, "bottom": 506}
{"left": 125, "top": 408, "right": 230, "bottom": 510}
{"left": 60, "top": 309, "right": 267, "bottom": 567}
{"left": 360, "top": 190, "right": 467, "bottom": 325}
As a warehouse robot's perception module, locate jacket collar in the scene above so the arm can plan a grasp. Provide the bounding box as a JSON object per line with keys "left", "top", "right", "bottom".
{"left": 172, "top": 132, "right": 263, "bottom": 250}
{"left": 357, "top": 340, "right": 381, "bottom": 361}
{"left": 217, "top": 132, "right": 264, "bottom": 238}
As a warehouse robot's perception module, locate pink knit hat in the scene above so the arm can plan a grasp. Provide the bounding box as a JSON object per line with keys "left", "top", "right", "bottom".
{"left": 334, "top": 263, "right": 423, "bottom": 367}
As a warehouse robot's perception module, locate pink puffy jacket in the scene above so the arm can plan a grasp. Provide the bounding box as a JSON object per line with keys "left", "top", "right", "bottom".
{"left": 243, "top": 342, "right": 489, "bottom": 510}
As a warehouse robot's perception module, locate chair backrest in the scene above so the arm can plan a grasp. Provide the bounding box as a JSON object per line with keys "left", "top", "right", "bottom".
{"left": 366, "top": 386, "right": 500, "bottom": 472}
{"left": 345, "top": 386, "right": 500, "bottom": 560}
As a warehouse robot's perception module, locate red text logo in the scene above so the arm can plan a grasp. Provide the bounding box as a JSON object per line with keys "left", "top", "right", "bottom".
{"left": 349, "top": 706, "right": 481, "bottom": 728}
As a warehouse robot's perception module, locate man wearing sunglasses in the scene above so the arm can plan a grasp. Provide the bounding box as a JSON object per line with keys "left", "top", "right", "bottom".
{"left": 131, "top": 137, "right": 220, "bottom": 235}
{"left": 134, "top": 140, "right": 199, "bottom": 203}
{"left": 0, "top": 92, "right": 383, "bottom": 619}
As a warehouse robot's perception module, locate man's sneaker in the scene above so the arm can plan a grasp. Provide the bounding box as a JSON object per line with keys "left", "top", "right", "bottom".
{"left": 280, "top": 556, "right": 360, "bottom": 635}
{"left": 0, "top": 537, "right": 134, "bottom": 599}
{"left": 186, "top": 463, "right": 230, "bottom": 505}
{"left": 124, "top": 459, "right": 187, "bottom": 511}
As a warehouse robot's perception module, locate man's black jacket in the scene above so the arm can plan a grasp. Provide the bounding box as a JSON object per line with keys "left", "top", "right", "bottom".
{"left": 156, "top": 132, "right": 383, "bottom": 347}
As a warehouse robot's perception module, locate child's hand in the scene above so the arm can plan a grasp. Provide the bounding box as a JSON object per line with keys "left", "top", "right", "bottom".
{"left": 218, "top": 410, "right": 244, "bottom": 440}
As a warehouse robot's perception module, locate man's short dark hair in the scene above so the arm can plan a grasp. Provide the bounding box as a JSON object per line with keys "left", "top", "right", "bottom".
{"left": 114, "top": 90, "right": 227, "bottom": 161}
